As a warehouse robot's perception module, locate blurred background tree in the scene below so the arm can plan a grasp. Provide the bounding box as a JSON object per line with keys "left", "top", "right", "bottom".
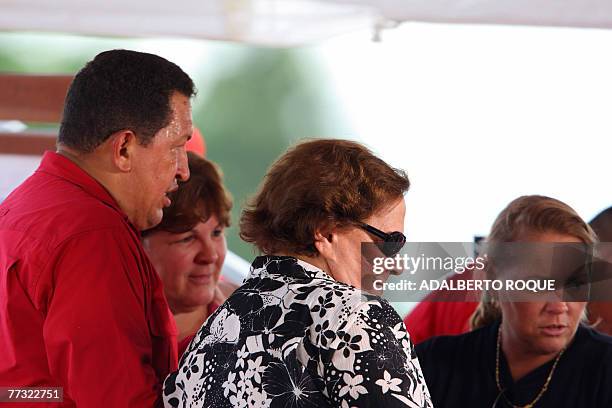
{"left": 196, "top": 46, "right": 352, "bottom": 258}
{"left": 0, "top": 33, "right": 353, "bottom": 260}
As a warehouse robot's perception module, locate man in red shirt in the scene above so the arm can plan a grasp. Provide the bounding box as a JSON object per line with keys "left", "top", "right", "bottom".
{"left": 587, "top": 206, "right": 612, "bottom": 335}
{"left": 0, "top": 50, "right": 195, "bottom": 406}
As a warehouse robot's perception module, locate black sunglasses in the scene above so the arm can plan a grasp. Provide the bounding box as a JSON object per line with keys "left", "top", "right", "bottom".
{"left": 359, "top": 223, "right": 406, "bottom": 257}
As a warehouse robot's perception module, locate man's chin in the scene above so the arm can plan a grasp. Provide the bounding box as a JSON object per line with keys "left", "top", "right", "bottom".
{"left": 139, "top": 212, "right": 163, "bottom": 232}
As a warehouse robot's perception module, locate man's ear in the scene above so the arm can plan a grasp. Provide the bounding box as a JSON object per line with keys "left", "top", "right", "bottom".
{"left": 108, "top": 130, "right": 138, "bottom": 172}
{"left": 313, "top": 228, "right": 335, "bottom": 260}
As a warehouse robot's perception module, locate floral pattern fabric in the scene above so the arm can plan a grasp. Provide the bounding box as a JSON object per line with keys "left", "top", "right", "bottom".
{"left": 163, "top": 255, "right": 433, "bottom": 408}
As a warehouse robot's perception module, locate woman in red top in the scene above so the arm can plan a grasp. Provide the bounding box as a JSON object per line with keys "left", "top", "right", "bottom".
{"left": 143, "top": 152, "right": 237, "bottom": 357}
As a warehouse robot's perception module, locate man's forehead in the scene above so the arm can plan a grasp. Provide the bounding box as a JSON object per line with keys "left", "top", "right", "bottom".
{"left": 170, "top": 91, "right": 192, "bottom": 108}
{"left": 167, "top": 94, "right": 193, "bottom": 139}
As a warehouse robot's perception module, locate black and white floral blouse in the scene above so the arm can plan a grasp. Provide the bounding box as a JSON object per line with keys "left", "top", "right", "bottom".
{"left": 163, "top": 255, "right": 433, "bottom": 408}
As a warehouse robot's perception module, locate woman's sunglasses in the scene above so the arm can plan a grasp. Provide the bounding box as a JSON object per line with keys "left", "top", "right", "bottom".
{"left": 359, "top": 223, "right": 406, "bottom": 257}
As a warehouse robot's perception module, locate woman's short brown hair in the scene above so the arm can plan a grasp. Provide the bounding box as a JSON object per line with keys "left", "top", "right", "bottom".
{"left": 239, "top": 139, "right": 410, "bottom": 256}
{"left": 144, "top": 152, "right": 232, "bottom": 235}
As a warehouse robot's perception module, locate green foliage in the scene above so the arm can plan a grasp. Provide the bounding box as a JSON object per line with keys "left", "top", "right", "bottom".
{"left": 195, "top": 46, "right": 352, "bottom": 259}
{"left": 0, "top": 34, "right": 353, "bottom": 260}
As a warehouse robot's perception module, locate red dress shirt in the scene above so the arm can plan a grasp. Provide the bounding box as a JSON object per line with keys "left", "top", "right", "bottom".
{"left": 0, "top": 152, "right": 178, "bottom": 407}
{"left": 403, "top": 299, "right": 477, "bottom": 345}
{"left": 403, "top": 267, "right": 480, "bottom": 345}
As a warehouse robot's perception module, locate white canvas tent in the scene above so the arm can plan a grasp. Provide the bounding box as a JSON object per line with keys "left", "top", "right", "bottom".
{"left": 1, "top": 0, "right": 612, "bottom": 47}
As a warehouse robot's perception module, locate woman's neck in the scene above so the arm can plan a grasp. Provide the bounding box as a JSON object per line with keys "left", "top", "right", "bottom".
{"left": 291, "top": 254, "right": 329, "bottom": 274}
{"left": 287, "top": 253, "right": 361, "bottom": 288}
{"left": 501, "top": 332, "right": 559, "bottom": 381}
{"left": 173, "top": 305, "right": 210, "bottom": 341}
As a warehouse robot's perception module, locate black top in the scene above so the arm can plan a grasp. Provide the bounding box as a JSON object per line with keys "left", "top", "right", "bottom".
{"left": 416, "top": 322, "right": 612, "bottom": 408}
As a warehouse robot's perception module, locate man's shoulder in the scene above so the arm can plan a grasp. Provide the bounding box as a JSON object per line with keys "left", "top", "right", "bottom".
{"left": 1, "top": 172, "right": 128, "bottom": 243}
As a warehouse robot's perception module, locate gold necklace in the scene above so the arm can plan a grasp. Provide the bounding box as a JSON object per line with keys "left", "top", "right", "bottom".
{"left": 495, "top": 326, "right": 565, "bottom": 408}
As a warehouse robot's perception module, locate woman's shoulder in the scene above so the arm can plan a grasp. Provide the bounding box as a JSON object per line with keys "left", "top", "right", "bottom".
{"left": 245, "top": 255, "right": 407, "bottom": 337}
{"left": 561, "top": 324, "right": 612, "bottom": 405}
{"left": 578, "top": 323, "right": 612, "bottom": 341}
{"left": 573, "top": 324, "right": 612, "bottom": 355}
{"left": 299, "top": 277, "right": 399, "bottom": 327}
{"left": 299, "top": 282, "right": 409, "bottom": 350}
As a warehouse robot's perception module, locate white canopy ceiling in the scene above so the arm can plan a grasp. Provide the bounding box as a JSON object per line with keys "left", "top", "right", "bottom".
{"left": 1, "top": 0, "right": 375, "bottom": 46}
{"left": 336, "top": 0, "right": 612, "bottom": 30}
{"left": 2, "top": 0, "right": 612, "bottom": 46}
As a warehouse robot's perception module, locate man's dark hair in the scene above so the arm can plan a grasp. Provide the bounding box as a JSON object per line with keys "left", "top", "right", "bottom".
{"left": 58, "top": 49, "right": 196, "bottom": 153}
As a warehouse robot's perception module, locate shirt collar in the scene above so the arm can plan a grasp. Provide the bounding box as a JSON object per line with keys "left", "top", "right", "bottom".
{"left": 247, "top": 255, "right": 334, "bottom": 283}
{"left": 36, "top": 151, "right": 129, "bottom": 222}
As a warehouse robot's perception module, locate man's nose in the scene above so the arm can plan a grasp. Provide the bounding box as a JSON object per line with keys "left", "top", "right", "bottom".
{"left": 176, "top": 148, "right": 190, "bottom": 182}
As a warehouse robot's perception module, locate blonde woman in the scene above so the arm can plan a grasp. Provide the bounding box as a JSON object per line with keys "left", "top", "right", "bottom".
{"left": 416, "top": 195, "right": 612, "bottom": 408}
